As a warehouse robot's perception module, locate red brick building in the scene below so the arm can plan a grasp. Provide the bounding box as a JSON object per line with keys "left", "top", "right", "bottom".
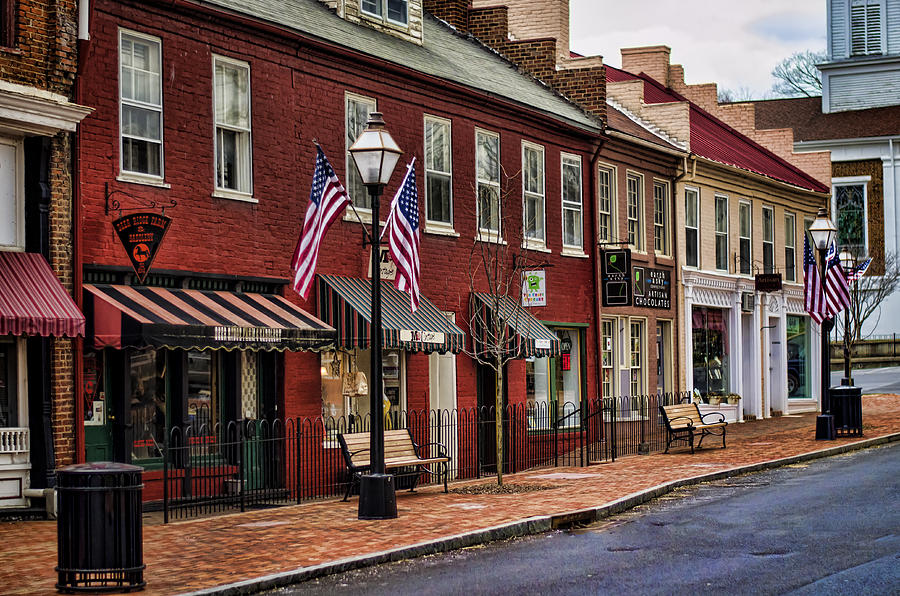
{"left": 75, "top": 0, "right": 604, "bottom": 494}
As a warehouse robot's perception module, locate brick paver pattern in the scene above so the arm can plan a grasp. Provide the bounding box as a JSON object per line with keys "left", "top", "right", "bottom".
{"left": 1, "top": 395, "right": 897, "bottom": 595}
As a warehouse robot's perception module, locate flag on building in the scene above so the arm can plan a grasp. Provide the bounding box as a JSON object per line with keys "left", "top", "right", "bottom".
{"left": 291, "top": 147, "right": 350, "bottom": 299}
{"left": 803, "top": 235, "right": 826, "bottom": 324}
{"left": 824, "top": 242, "right": 852, "bottom": 317}
{"left": 846, "top": 257, "right": 872, "bottom": 282}
{"left": 383, "top": 159, "right": 420, "bottom": 312}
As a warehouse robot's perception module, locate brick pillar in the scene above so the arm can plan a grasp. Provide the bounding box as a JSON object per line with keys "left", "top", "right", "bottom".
{"left": 621, "top": 46, "right": 672, "bottom": 87}
{"left": 423, "top": 0, "right": 469, "bottom": 31}
{"left": 405, "top": 352, "right": 430, "bottom": 412}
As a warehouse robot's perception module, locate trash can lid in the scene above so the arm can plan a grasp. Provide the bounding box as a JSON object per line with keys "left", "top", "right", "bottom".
{"left": 58, "top": 462, "right": 144, "bottom": 474}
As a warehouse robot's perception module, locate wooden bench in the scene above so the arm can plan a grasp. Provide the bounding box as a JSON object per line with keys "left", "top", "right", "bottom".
{"left": 337, "top": 429, "right": 451, "bottom": 501}
{"left": 659, "top": 402, "right": 727, "bottom": 454}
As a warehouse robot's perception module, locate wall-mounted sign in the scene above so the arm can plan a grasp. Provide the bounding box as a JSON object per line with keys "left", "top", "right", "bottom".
{"left": 601, "top": 248, "right": 631, "bottom": 307}
{"left": 755, "top": 273, "right": 782, "bottom": 293}
{"left": 522, "top": 270, "right": 547, "bottom": 307}
{"left": 633, "top": 267, "right": 672, "bottom": 309}
{"left": 399, "top": 329, "right": 446, "bottom": 344}
{"left": 113, "top": 212, "right": 171, "bottom": 284}
{"left": 367, "top": 247, "right": 397, "bottom": 281}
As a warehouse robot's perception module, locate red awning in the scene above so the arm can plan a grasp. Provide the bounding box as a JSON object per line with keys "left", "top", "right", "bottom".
{"left": 0, "top": 251, "right": 85, "bottom": 337}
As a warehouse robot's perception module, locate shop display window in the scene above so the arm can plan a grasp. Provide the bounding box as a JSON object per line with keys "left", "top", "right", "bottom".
{"left": 692, "top": 307, "right": 730, "bottom": 399}
{"left": 130, "top": 348, "right": 167, "bottom": 460}
{"left": 526, "top": 328, "right": 583, "bottom": 429}
{"left": 787, "top": 315, "right": 811, "bottom": 399}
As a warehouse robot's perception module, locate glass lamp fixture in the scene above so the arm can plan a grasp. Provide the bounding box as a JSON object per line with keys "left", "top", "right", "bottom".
{"left": 348, "top": 112, "right": 402, "bottom": 187}
{"left": 808, "top": 207, "right": 838, "bottom": 251}
{"left": 839, "top": 248, "right": 855, "bottom": 270}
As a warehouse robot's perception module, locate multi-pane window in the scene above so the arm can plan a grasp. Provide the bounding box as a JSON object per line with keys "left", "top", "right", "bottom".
{"left": 1, "top": 1, "right": 16, "bottom": 47}
{"left": 626, "top": 173, "right": 643, "bottom": 250}
{"left": 597, "top": 166, "right": 614, "bottom": 244}
{"left": 850, "top": 0, "right": 883, "bottom": 56}
{"left": 361, "top": 0, "right": 409, "bottom": 25}
{"left": 739, "top": 201, "right": 751, "bottom": 275}
{"left": 476, "top": 129, "right": 501, "bottom": 237}
{"left": 0, "top": 139, "right": 21, "bottom": 249}
{"left": 522, "top": 142, "right": 545, "bottom": 246}
{"left": 629, "top": 319, "right": 644, "bottom": 397}
{"left": 214, "top": 56, "right": 252, "bottom": 195}
{"left": 562, "top": 154, "right": 583, "bottom": 251}
{"left": 119, "top": 31, "right": 162, "bottom": 178}
{"left": 834, "top": 183, "right": 867, "bottom": 256}
{"left": 346, "top": 94, "right": 376, "bottom": 210}
{"left": 424, "top": 116, "right": 452, "bottom": 227}
{"left": 784, "top": 213, "right": 796, "bottom": 282}
{"left": 762, "top": 206, "right": 775, "bottom": 273}
{"left": 601, "top": 319, "right": 615, "bottom": 398}
{"left": 715, "top": 195, "right": 728, "bottom": 271}
{"left": 653, "top": 181, "right": 669, "bottom": 255}
{"left": 685, "top": 188, "right": 699, "bottom": 267}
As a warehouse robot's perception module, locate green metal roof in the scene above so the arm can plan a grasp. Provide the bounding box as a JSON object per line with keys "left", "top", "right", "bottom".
{"left": 202, "top": 0, "right": 601, "bottom": 132}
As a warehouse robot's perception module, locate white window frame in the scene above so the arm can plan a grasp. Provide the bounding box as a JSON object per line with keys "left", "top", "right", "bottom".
{"left": 360, "top": 0, "right": 409, "bottom": 27}
{"left": 475, "top": 128, "right": 502, "bottom": 242}
{"left": 784, "top": 212, "right": 797, "bottom": 282}
{"left": 601, "top": 318, "right": 617, "bottom": 398}
{"left": 212, "top": 55, "right": 253, "bottom": 201}
{"left": 118, "top": 29, "right": 164, "bottom": 184}
{"left": 423, "top": 115, "right": 454, "bottom": 233}
{"left": 345, "top": 92, "right": 377, "bottom": 218}
{"left": 714, "top": 194, "right": 729, "bottom": 272}
{"left": 597, "top": 163, "right": 616, "bottom": 245}
{"left": 0, "top": 137, "right": 24, "bottom": 250}
{"left": 521, "top": 141, "right": 546, "bottom": 250}
{"left": 653, "top": 179, "right": 670, "bottom": 256}
{"left": 762, "top": 205, "right": 775, "bottom": 274}
{"left": 629, "top": 317, "right": 646, "bottom": 398}
{"left": 738, "top": 200, "right": 752, "bottom": 276}
{"left": 832, "top": 175, "right": 870, "bottom": 257}
{"left": 626, "top": 171, "right": 644, "bottom": 252}
{"left": 561, "top": 153, "right": 584, "bottom": 255}
{"left": 849, "top": 0, "right": 886, "bottom": 56}
{"left": 684, "top": 186, "right": 700, "bottom": 268}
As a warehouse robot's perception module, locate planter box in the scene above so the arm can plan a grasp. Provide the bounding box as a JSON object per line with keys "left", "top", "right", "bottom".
{"left": 698, "top": 402, "right": 740, "bottom": 423}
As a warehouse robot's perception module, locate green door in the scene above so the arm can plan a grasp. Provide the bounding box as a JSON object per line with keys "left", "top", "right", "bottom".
{"left": 83, "top": 350, "right": 113, "bottom": 461}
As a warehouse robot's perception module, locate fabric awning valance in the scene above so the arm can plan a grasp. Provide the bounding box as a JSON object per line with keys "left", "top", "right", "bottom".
{"left": 0, "top": 251, "right": 84, "bottom": 337}
{"left": 84, "top": 284, "right": 335, "bottom": 351}
{"left": 471, "top": 292, "right": 560, "bottom": 358}
{"left": 317, "top": 275, "right": 465, "bottom": 354}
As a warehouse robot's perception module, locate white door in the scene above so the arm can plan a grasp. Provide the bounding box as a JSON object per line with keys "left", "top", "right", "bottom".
{"left": 429, "top": 350, "right": 457, "bottom": 477}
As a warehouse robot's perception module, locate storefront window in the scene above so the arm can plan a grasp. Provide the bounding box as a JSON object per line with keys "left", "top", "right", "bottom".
{"left": 692, "top": 307, "right": 730, "bottom": 398}
{"left": 130, "top": 349, "right": 166, "bottom": 460}
{"left": 187, "top": 351, "right": 214, "bottom": 432}
{"left": 526, "top": 328, "right": 583, "bottom": 429}
{"left": 787, "top": 315, "right": 811, "bottom": 399}
{"left": 0, "top": 339, "right": 16, "bottom": 427}
{"left": 526, "top": 356, "right": 550, "bottom": 429}
{"left": 601, "top": 319, "right": 615, "bottom": 398}
{"left": 630, "top": 320, "right": 644, "bottom": 396}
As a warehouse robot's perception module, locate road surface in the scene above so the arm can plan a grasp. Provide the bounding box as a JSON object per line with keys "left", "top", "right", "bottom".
{"left": 831, "top": 365, "right": 900, "bottom": 394}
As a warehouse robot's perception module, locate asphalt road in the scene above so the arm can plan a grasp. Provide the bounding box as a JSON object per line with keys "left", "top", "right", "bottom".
{"left": 274, "top": 443, "right": 900, "bottom": 596}
{"left": 831, "top": 365, "right": 900, "bottom": 394}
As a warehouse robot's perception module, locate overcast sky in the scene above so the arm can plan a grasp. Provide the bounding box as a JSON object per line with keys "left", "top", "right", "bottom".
{"left": 569, "top": 0, "right": 826, "bottom": 98}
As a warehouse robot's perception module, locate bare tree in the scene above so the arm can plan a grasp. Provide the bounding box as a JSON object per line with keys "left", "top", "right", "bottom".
{"left": 840, "top": 252, "right": 900, "bottom": 370}
{"left": 717, "top": 85, "right": 767, "bottom": 103}
{"left": 771, "top": 50, "right": 825, "bottom": 98}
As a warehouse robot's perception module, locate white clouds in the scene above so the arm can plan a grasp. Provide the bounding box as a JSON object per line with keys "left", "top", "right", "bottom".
{"left": 570, "top": 0, "right": 826, "bottom": 97}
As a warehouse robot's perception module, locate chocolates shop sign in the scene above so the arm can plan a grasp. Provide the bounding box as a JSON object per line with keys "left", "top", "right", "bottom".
{"left": 113, "top": 212, "right": 171, "bottom": 284}
{"left": 633, "top": 267, "right": 671, "bottom": 309}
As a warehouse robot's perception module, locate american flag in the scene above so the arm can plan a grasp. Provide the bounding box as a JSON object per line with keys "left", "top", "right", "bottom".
{"left": 291, "top": 147, "right": 350, "bottom": 299}
{"left": 384, "top": 159, "right": 420, "bottom": 312}
{"left": 803, "top": 234, "right": 826, "bottom": 324}
{"left": 847, "top": 257, "right": 872, "bottom": 282}
{"left": 824, "top": 242, "right": 852, "bottom": 317}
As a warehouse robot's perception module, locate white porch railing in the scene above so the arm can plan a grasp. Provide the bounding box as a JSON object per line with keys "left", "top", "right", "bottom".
{"left": 0, "top": 428, "right": 29, "bottom": 454}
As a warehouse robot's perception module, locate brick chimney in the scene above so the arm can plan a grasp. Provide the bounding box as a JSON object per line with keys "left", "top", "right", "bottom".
{"left": 621, "top": 46, "right": 672, "bottom": 87}
{"left": 472, "top": 0, "right": 570, "bottom": 63}
{"left": 423, "top": 0, "right": 469, "bottom": 31}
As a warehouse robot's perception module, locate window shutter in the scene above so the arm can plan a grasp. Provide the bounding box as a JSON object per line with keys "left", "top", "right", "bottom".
{"left": 850, "top": 1, "right": 883, "bottom": 56}
{"left": 851, "top": 4, "right": 867, "bottom": 55}
{"left": 866, "top": 4, "right": 881, "bottom": 54}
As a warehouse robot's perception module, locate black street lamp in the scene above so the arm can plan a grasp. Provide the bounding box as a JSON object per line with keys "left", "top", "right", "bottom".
{"left": 349, "top": 112, "right": 403, "bottom": 520}
{"left": 839, "top": 248, "right": 856, "bottom": 386}
{"left": 808, "top": 207, "right": 837, "bottom": 440}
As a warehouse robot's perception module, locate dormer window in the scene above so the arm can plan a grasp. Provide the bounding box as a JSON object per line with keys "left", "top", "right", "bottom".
{"left": 850, "top": 0, "right": 884, "bottom": 56}
{"left": 361, "top": 0, "right": 408, "bottom": 26}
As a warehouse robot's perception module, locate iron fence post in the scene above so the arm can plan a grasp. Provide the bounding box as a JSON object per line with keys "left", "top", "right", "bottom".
{"left": 611, "top": 397, "right": 617, "bottom": 462}
{"left": 239, "top": 424, "right": 245, "bottom": 513}
{"left": 296, "top": 418, "right": 302, "bottom": 505}
{"left": 163, "top": 430, "right": 169, "bottom": 524}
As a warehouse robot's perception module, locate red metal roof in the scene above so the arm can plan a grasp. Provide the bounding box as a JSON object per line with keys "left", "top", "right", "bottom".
{"left": 605, "top": 66, "right": 829, "bottom": 193}
{"left": 0, "top": 251, "right": 84, "bottom": 337}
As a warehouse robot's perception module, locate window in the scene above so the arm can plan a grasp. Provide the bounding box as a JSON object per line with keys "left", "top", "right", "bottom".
{"left": 526, "top": 328, "right": 583, "bottom": 429}
{"left": 787, "top": 315, "right": 811, "bottom": 399}
{"left": 653, "top": 181, "right": 669, "bottom": 255}
{"left": 130, "top": 349, "right": 167, "bottom": 460}
{"left": 785, "top": 213, "right": 796, "bottom": 282}
{"left": 361, "top": 0, "right": 408, "bottom": 25}
{"left": 738, "top": 201, "right": 751, "bottom": 275}
{"left": 601, "top": 319, "right": 616, "bottom": 398}
{"left": 346, "top": 94, "right": 376, "bottom": 211}
{"left": 214, "top": 56, "right": 252, "bottom": 196}
{"left": 0, "top": 340, "right": 18, "bottom": 427}
{"left": 629, "top": 319, "right": 645, "bottom": 397}
{"left": 1, "top": 1, "right": 16, "bottom": 47}
{"left": 522, "top": 142, "right": 545, "bottom": 247}
{"left": 0, "top": 138, "right": 22, "bottom": 249}
{"left": 424, "top": 116, "right": 452, "bottom": 228}
{"left": 476, "top": 129, "right": 501, "bottom": 238}
{"left": 561, "top": 154, "right": 583, "bottom": 251}
{"left": 762, "top": 206, "right": 775, "bottom": 274}
{"left": 119, "top": 30, "right": 163, "bottom": 178}
{"left": 597, "top": 165, "right": 615, "bottom": 244}
{"left": 626, "top": 173, "right": 643, "bottom": 250}
{"left": 656, "top": 320, "right": 672, "bottom": 395}
{"left": 850, "top": 0, "right": 884, "bottom": 56}
{"left": 685, "top": 187, "right": 699, "bottom": 267}
{"left": 692, "top": 307, "right": 730, "bottom": 398}
{"left": 833, "top": 182, "right": 867, "bottom": 256}
{"left": 715, "top": 195, "right": 728, "bottom": 271}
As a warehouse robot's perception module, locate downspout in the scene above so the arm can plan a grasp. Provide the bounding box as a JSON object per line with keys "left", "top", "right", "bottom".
{"left": 892, "top": 138, "right": 897, "bottom": 255}
{"left": 672, "top": 154, "right": 694, "bottom": 392}
{"left": 590, "top": 138, "right": 604, "bottom": 401}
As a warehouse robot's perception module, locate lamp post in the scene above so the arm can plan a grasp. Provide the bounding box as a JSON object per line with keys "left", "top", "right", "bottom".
{"left": 839, "top": 248, "right": 855, "bottom": 386}
{"left": 808, "top": 207, "right": 837, "bottom": 440}
{"left": 349, "top": 112, "right": 403, "bottom": 520}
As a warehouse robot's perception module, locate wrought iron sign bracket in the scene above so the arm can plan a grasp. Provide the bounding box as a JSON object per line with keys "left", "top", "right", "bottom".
{"left": 105, "top": 182, "right": 177, "bottom": 216}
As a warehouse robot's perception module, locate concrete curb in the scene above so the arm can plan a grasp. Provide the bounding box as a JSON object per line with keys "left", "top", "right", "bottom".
{"left": 181, "top": 432, "right": 900, "bottom": 596}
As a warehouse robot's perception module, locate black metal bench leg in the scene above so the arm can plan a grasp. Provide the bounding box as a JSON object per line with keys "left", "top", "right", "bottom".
{"left": 665, "top": 431, "right": 671, "bottom": 453}
{"left": 342, "top": 475, "right": 356, "bottom": 502}
{"left": 697, "top": 430, "right": 706, "bottom": 450}
{"left": 443, "top": 463, "right": 448, "bottom": 493}
{"left": 690, "top": 429, "right": 695, "bottom": 454}
{"left": 722, "top": 428, "right": 727, "bottom": 449}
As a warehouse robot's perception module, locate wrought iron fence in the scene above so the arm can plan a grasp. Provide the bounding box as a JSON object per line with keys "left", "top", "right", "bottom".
{"left": 160, "top": 391, "right": 692, "bottom": 521}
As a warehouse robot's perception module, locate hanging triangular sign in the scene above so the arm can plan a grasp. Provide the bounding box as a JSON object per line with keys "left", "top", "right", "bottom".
{"left": 113, "top": 212, "right": 172, "bottom": 284}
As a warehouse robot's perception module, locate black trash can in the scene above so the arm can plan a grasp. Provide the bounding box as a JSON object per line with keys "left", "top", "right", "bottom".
{"left": 829, "top": 385, "right": 863, "bottom": 437}
{"left": 56, "top": 462, "right": 145, "bottom": 593}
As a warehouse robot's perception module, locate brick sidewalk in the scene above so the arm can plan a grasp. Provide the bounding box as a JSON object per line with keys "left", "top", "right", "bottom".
{"left": 2, "top": 394, "right": 897, "bottom": 595}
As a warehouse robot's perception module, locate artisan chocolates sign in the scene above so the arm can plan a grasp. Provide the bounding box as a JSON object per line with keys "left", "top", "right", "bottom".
{"left": 633, "top": 267, "right": 672, "bottom": 309}
{"left": 113, "top": 212, "right": 171, "bottom": 283}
